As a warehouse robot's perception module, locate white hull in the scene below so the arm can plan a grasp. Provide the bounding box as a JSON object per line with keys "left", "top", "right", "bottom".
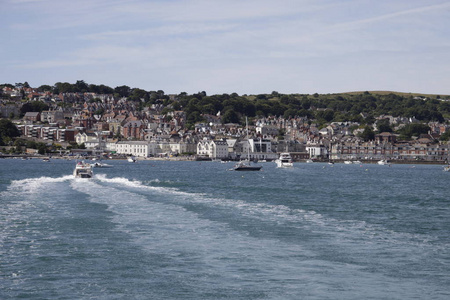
{"left": 73, "top": 162, "right": 93, "bottom": 178}
{"left": 275, "top": 153, "right": 293, "bottom": 168}
{"left": 378, "top": 160, "right": 389, "bottom": 165}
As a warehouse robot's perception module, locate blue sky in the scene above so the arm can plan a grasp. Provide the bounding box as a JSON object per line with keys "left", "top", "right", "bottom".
{"left": 1, "top": 0, "right": 449, "bottom": 95}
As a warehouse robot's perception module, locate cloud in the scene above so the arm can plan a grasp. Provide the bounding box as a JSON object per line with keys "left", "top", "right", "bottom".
{"left": 3, "top": 0, "right": 450, "bottom": 95}
{"left": 328, "top": 1, "right": 450, "bottom": 31}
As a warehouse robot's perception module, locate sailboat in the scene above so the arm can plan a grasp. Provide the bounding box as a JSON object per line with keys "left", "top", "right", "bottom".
{"left": 233, "top": 118, "right": 262, "bottom": 171}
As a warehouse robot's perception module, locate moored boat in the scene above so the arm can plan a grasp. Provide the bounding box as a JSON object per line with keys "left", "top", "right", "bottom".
{"left": 275, "top": 152, "right": 293, "bottom": 168}
{"left": 378, "top": 159, "right": 389, "bottom": 165}
{"left": 73, "top": 161, "right": 93, "bottom": 178}
{"left": 233, "top": 160, "right": 262, "bottom": 171}
{"left": 233, "top": 117, "right": 262, "bottom": 171}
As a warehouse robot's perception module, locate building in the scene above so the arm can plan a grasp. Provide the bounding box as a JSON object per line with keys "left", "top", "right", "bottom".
{"left": 40, "top": 110, "right": 64, "bottom": 123}
{"left": 306, "top": 144, "right": 328, "bottom": 159}
{"left": 24, "top": 112, "right": 40, "bottom": 122}
{"left": 115, "top": 141, "right": 156, "bottom": 157}
{"left": 122, "top": 120, "right": 144, "bottom": 140}
{"left": 197, "top": 138, "right": 229, "bottom": 159}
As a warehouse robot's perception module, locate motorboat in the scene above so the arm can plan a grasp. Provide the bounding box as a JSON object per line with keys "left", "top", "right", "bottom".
{"left": 73, "top": 161, "right": 93, "bottom": 178}
{"left": 378, "top": 159, "right": 389, "bottom": 165}
{"left": 127, "top": 156, "right": 136, "bottom": 163}
{"left": 353, "top": 160, "right": 362, "bottom": 164}
{"left": 344, "top": 160, "right": 352, "bottom": 164}
{"left": 275, "top": 152, "right": 293, "bottom": 168}
{"left": 93, "top": 162, "right": 112, "bottom": 168}
{"left": 444, "top": 165, "right": 450, "bottom": 172}
{"left": 306, "top": 159, "right": 314, "bottom": 163}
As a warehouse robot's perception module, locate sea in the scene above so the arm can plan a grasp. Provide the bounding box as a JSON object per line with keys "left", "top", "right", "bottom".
{"left": 1, "top": 158, "right": 449, "bottom": 299}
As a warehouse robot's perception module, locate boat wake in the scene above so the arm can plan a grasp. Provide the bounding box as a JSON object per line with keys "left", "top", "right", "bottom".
{"left": 83, "top": 175, "right": 443, "bottom": 252}
{"left": 5, "top": 175, "right": 74, "bottom": 196}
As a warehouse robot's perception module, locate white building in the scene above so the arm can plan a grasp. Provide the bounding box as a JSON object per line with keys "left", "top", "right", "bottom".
{"left": 75, "top": 132, "right": 97, "bottom": 145}
{"left": 306, "top": 144, "right": 328, "bottom": 159}
{"left": 115, "top": 141, "right": 157, "bottom": 157}
{"left": 197, "top": 138, "right": 229, "bottom": 159}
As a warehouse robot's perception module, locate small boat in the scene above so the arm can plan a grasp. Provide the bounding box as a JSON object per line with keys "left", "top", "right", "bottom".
{"left": 444, "top": 165, "right": 450, "bottom": 172}
{"left": 73, "top": 161, "right": 93, "bottom": 178}
{"left": 275, "top": 152, "right": 293, "bottom": 168}
{"left": 42, "top": 158, "right": 50, "bottom": 162}
{"left": 378, "top": 159, "right": 389, "bottom": 165}
{"left": 233, "top": 160, "right": 262, "bottom": 171}
{"left": 306, "top": 159, "right": 314, "bottom": 163}
{"left": 93, "top": 162, "right": 112, "bottom": 168}
{"left": 344, "top": 160, "right": 352, "bottom": 164}
{"left": 233, "top": 117, "right": 262, "bottom": 171}
{"left": 127, "top": 156, "right": 136, "bottom": 163}
{"left": 353, "top": 160, "right": 362, "bottom": 164}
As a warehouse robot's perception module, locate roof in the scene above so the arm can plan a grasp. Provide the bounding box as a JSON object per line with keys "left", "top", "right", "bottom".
{"left": 24, "top": 112, "right": 40, "bottom": 117}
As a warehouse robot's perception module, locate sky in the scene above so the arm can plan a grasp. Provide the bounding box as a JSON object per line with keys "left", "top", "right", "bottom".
{"left": 1, "top": 0, "right": 450, "bottom": 96}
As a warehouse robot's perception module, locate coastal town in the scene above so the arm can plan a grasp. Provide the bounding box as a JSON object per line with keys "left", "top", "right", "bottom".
{"left": 1, "top": 83, "right": 449, "bottom": 164}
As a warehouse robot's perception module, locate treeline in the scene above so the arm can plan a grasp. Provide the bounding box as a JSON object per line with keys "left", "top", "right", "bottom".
{"left": 175, "top": 91, "right": 450, "bottom": 128}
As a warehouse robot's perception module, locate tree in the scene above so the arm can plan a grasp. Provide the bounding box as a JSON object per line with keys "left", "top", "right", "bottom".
{"left": 75, "top": 80, "right": 89, "bottom": 93}
{"left": 222, "top": 110, "right": 239, "bottom": 124}
{"left": 114, "top": 85, "right": 131, "bottom": 98}
{"left": 20, "top": 101, "right": 49, "bottom": 116}
{"left": 37, "top": 84, "right": 53, "bottom": 92}
{"left": 359, "top": 126, "right": 375, "bottom": 141}
{"left": 398, "top": 123, "right": 430, "bottom": 140}
{"left": 439, "top": 131, "right": 450, "bottom": 141}
{"left": 0, "top": 119, "right": 20, "bottom": 145}
{"left": 376, "top": 119, "right": 392, "bottom": 133}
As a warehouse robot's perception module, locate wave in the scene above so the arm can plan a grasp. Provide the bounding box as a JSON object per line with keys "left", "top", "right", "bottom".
{"left": 90, "top": 175, "right": 444, "bottom": 251}
{"left": 4, "top": 175, "right": 74, "bottom": 196}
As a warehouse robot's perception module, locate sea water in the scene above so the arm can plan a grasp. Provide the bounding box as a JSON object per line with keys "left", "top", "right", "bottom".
{"left": 1, "top": 159, "right": 449, "bottom": 299}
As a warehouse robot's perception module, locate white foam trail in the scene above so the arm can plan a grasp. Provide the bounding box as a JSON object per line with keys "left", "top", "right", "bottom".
{"left": 92, "top": 174, "right": 445, "bottom": 250}
{"left": 6, "top": 175, "right": 74, "bottom": 195}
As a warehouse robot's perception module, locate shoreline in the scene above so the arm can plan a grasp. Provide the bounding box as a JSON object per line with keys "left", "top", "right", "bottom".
{"left": 1, "top": 154, "right": 448, "bottom": 165}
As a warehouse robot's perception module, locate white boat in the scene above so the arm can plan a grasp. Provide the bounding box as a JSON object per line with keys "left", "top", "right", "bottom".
{"left": 306, "top": 159, "right": 314, "bottom": 163}
{"left": 73, "top": 161, "right": 93, "bottom": 178}
{"left": 127, "top": 156, "right": 136, "bottom": 163}
{"left": 353, "top": 160, "right": 362, "bottom": 164}
{"left": 444, "top": 165, "right": 450, "bottom": 172}
{"left": 275, "top": 152, "right": 293, "bottom": 168}
{"left": 378, "top": 159, "right": 389, "bottom": 165}
{"left": 344, "top": 160, "right": 352, "bottom": 164}
{"left": 93, "top": 162, "right": 112, "bottom": 168}
{"left": 233, "top": 117, "right": 262, "bottom": 171}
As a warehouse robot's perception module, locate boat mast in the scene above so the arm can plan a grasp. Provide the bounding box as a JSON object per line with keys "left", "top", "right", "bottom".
{"left": 246, "top": 117, "right": 250, "bottom": 161}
